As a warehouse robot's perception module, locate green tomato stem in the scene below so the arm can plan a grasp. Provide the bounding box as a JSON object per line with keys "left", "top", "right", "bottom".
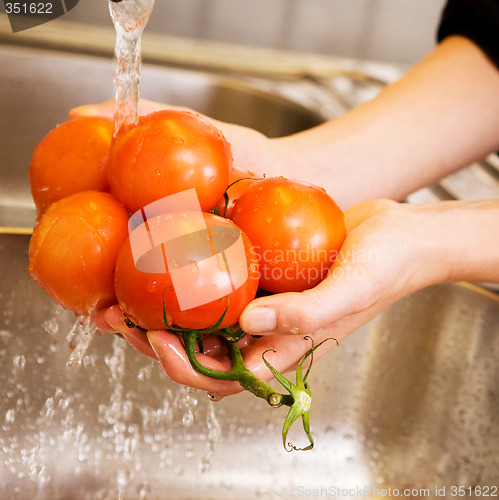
{"left": 180, "top": 326, "right": 338, "bottom": 452}
{"left": 182, "top": 331, "right": 290, "bottom": 406}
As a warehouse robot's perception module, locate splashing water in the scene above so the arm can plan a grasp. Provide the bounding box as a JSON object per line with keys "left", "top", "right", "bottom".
{"left": 66, "top": 316, "right": 97, "bottom": 368}
{"left": 0, "top": 307, "right": 224, "bottom": 498}
{"left": 108, "top": 0, "right": 155, "bottom": 135}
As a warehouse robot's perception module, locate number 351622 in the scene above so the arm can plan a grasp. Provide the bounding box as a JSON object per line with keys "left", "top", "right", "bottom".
{"left": 5, "top": 3, "right": 53, "bottom": 14}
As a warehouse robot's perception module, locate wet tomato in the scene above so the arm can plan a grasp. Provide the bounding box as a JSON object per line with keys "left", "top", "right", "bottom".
{"left": 107, "top": 110, "right": 232, "bottom": 214}
{"left": 29, "top": 117, "right": 114, "bottom": 213}
{"left": 232, "top": 176, "right": 346, "bottom": 293}
{"left": 114, "top": 212, "right": 259, "bottom": 330}
{"left": 28, "top": 191, "right": 129, "bottom": 316}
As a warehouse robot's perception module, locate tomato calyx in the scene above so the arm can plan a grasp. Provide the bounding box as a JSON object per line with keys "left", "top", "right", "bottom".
{"left": 161, "top": 295, "right": 235, "bottom": 353}
{"left": 263, "top": 336, "right": 339, "bottom": 452}
{"left": 212, "top": 173, "right": 266, "bottom": 218}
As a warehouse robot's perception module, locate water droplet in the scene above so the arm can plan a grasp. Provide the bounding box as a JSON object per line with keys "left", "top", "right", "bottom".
{"left": 207, "top": 394, "right": 224, "bottom": 402}
{"left": 66, "top": 318, "right": 96, "bottom": 368}
{"left": 139, "top": 483, "right": 151, "bottom": 500}
{"left": 5, "top": 408, "right": 15, "bottom": 423}
{"left": 273, "top": 241, "right": 279, "bottom": 247}
{"left": 13, "top": 354, "right": 26, "bottom": 371}
{"left": 173, "top": 136, "right": 184, "bottom": 145}
{"left": 43, "top": 318, "right": 59, "bottom": 335}
{"left": 147, "top": 280, "right": 157, "bottom": 292}
{"left": 182, "top": 410, "right": 194, "bottom": 427}
{"left": 266, "top": 217, "right": 272, "bottom": 223}
{"left": 190, "top": 261, "right": 199, "bottom": 274}
{"left": 164, "top": 312, "right": 173, "bottom": 326}
{"left": 217, "top": 254, "right": 228, "bottom": 271}
{"left": 137, "top": 364, "right": 153, "bottom": 381}
{"left": 199, "top": 457, "right": 212, "bottom": 473}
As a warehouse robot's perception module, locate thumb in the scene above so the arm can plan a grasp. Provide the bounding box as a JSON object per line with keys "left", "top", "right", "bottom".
{"left": 239, "top": 261, "right": 376, "bottom": 339}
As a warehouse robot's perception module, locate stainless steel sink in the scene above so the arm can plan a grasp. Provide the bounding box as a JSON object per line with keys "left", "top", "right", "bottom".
{"left": 1, "top": 43, "right": 499, "bottom": 499}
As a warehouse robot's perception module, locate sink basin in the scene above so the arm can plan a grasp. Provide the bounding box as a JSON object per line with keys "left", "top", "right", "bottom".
{"left": 1, "top": 43, "right": 499, "bottom": 499}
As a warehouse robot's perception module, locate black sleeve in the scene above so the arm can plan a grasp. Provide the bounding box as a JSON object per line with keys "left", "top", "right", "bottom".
{"left": 437, "top": 0, "right": 499, "bottom": 69}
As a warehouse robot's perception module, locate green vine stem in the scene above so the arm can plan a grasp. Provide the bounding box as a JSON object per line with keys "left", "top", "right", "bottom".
{"left": 164, "top": 295, "right": 338, "bottom": 450}
{"left": 182, "top": 331, "right": 292, "bottom": 406}
{"left": 180, "top": 327, "right": 338, "bottom": 451}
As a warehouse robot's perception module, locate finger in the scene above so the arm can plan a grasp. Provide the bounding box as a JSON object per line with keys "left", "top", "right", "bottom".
{"left": 239, "top": 257, "right": 374, "bottom": 338}
{"left": 69, "top": 99, "right": 115, "bottom": 120}
{"left": 93, "top": 308, "right": 116, "bottom": 332}
{"left": 196, "top": 332, "right": 254, "bottom": 355}
{"left": 236, "top": 334, "right": 334, "bottom": 382}
{"left": 68, "top": 98, "right": 169, "bottom": 120}
{"left": 147, "top": 330, "right": 244, "bottom": 396}
{"left": 102, "top": 303, "right": 254, "bottom": 364}
{"left": 104, "top": 306, "right": 158, "bottom": 359}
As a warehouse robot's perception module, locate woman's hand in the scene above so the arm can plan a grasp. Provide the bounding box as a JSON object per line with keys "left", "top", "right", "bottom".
{"left": 99, "top": 199, "right": 461, "bottom": 398}
{"left": 97, "top": 189, "right": 499, "bottom": 398}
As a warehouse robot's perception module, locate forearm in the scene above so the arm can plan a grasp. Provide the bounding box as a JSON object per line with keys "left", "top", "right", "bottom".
{"left": 417, "top": 199, "right": 499, "bottom": 285}
{"left": 274, "top": 36, "right": 499, "bottom": 208}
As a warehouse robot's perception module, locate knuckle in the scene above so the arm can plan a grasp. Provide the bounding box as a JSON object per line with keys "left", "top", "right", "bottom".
{"left": 286, "top": 291, "right": 324, "bottom": 335}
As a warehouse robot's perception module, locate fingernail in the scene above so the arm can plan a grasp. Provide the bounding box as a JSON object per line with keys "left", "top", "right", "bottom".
{"left": 146, "top": 331, "right": 163, "bottom": 358}
{"left": 245, "top": 307, "right": 277, "bottom": 333}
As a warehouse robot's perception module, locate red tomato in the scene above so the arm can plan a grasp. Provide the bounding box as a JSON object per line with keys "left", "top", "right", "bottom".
{"left": 214, "top": 167, "right": 258, "bottom": 219}
{"left": 114, "top": 212, "right": 259, "bottom": 330}
{"left": 232, "top": 177, "right": 346, "bottom": 293}
{"left": 29, "top": 117, "right": 113, "bottom": 213}
{"left": 107, "top": 110, "right": 232, "bottom": 214}
{"left": 28, "top": 191, "right": 129, "bottom": 316}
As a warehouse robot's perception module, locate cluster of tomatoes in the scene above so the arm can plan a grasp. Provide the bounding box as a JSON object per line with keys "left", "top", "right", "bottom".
{"left": 28, "top": 110, "right": 346, "bottom": 332}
